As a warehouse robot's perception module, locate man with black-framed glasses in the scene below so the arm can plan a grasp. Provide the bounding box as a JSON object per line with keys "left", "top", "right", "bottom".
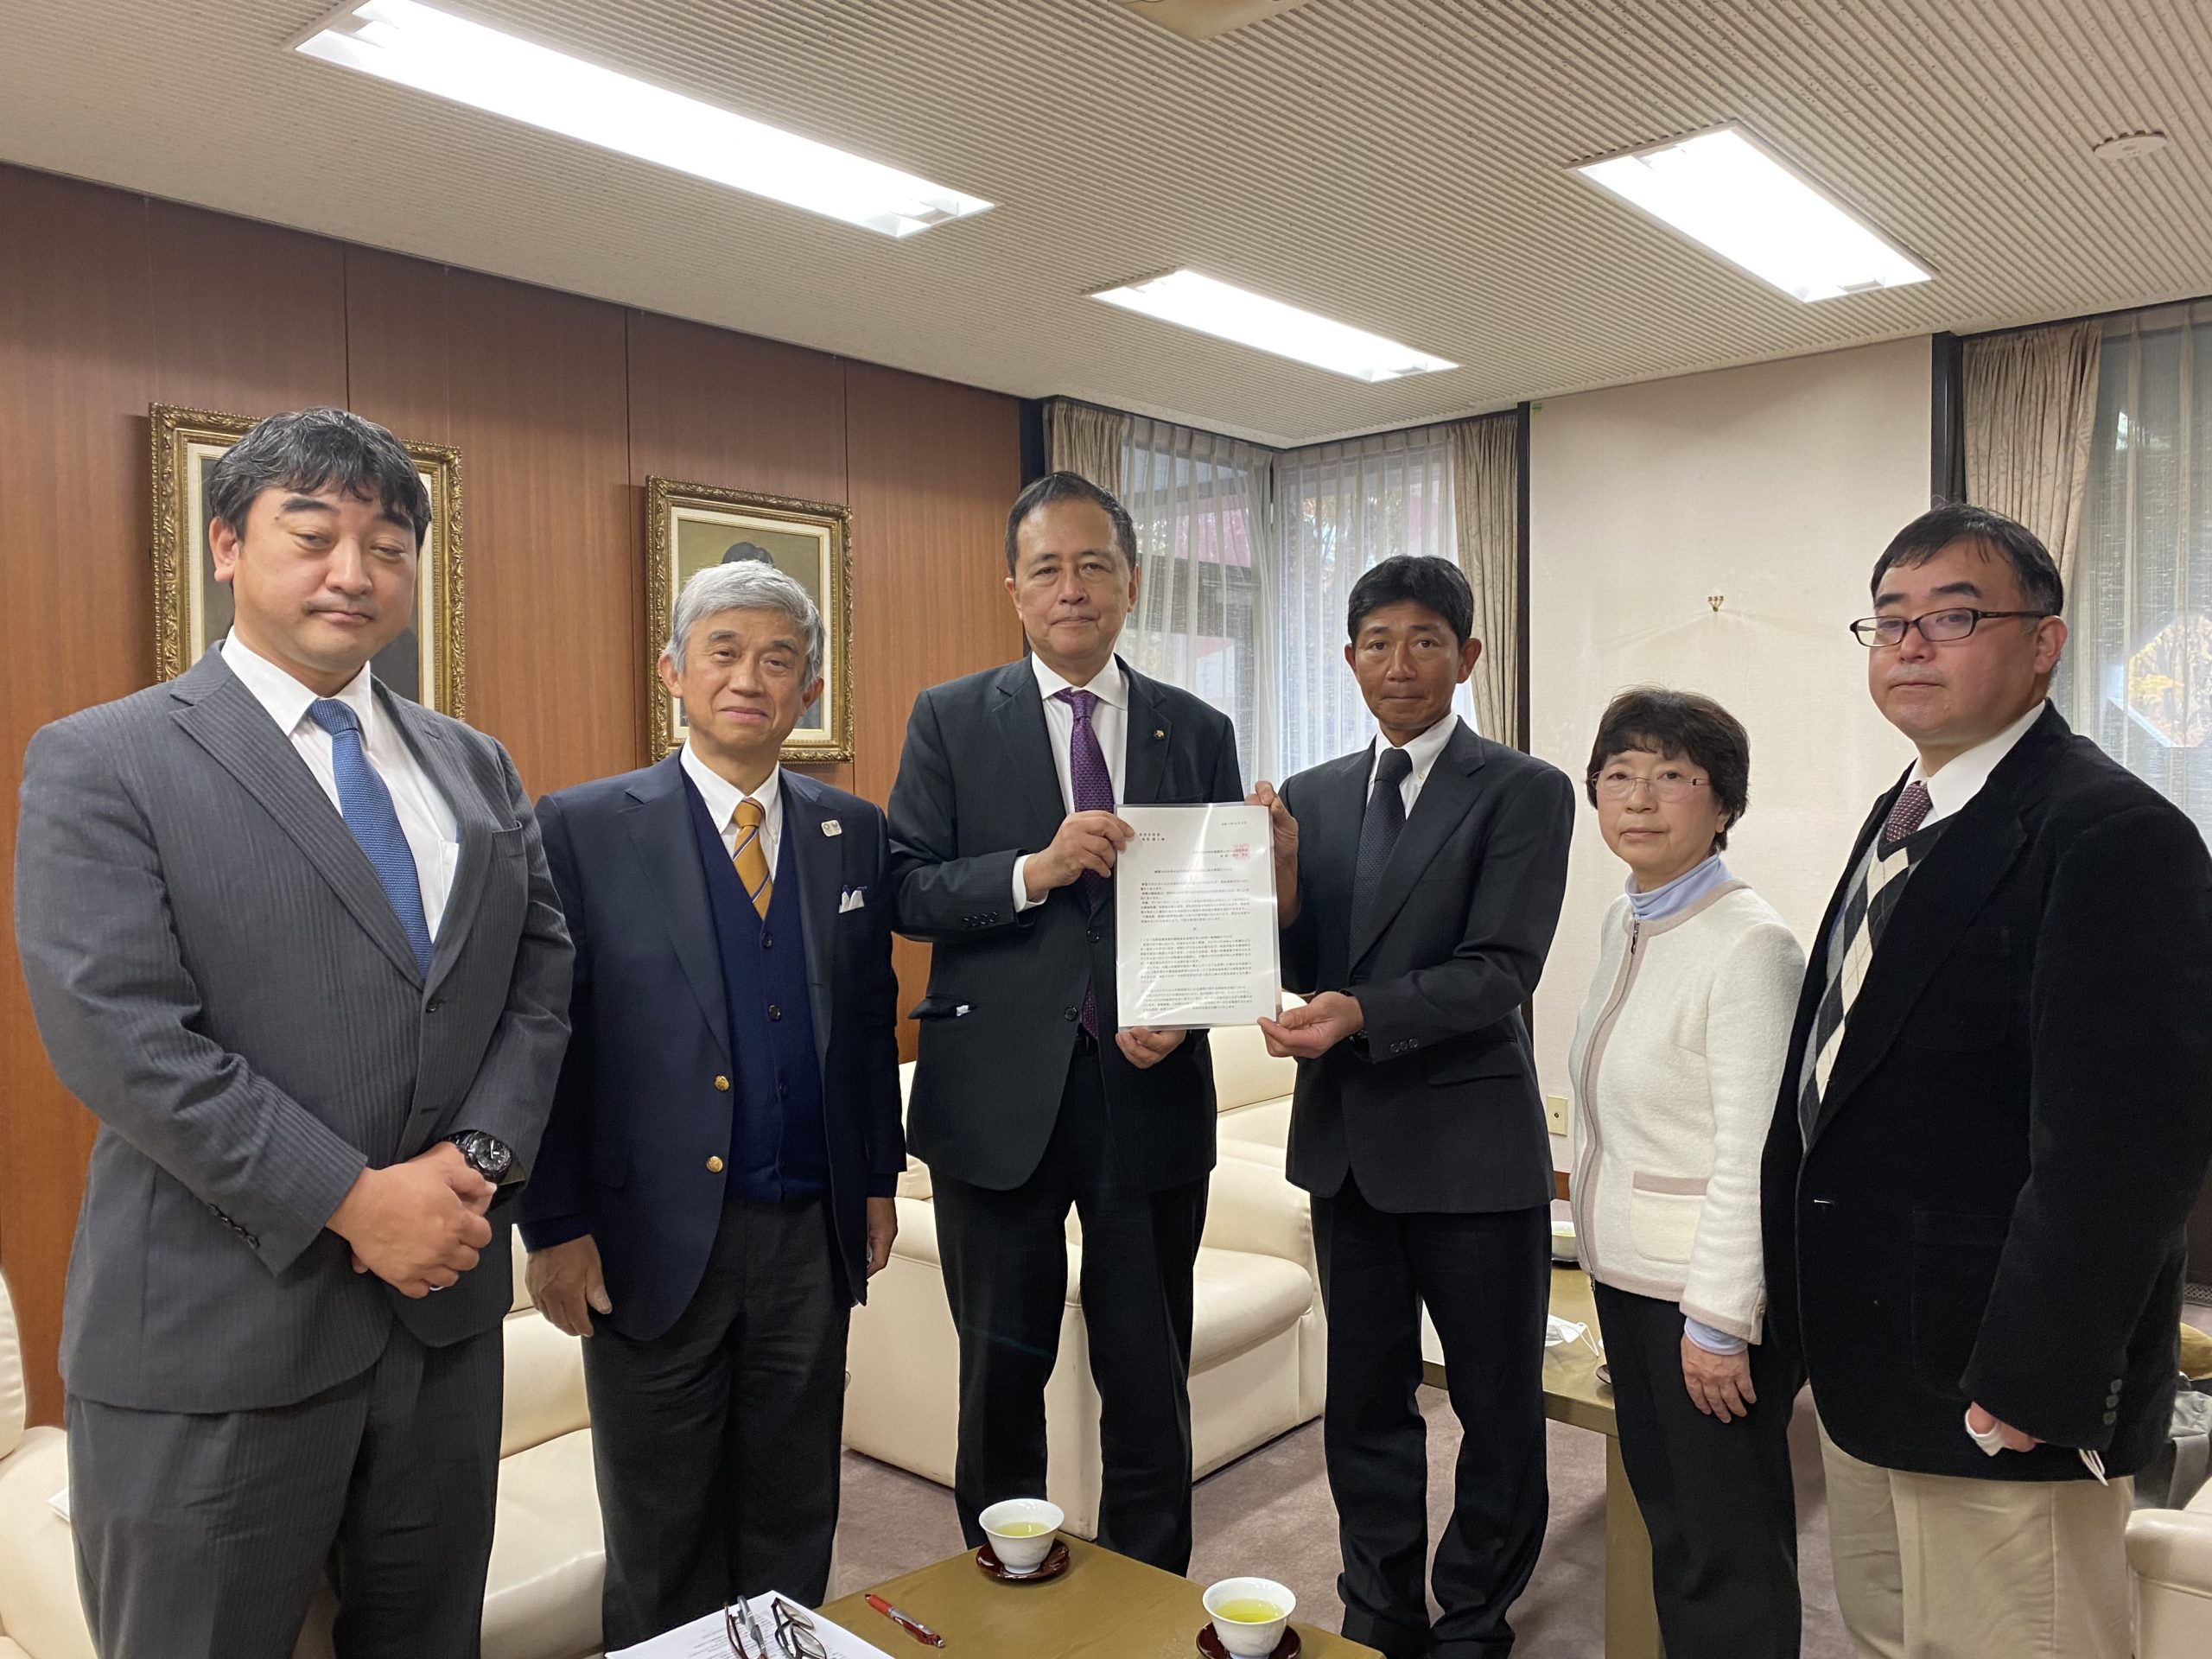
{"left": 1760, "top": 502, "right": 2212, "bottom": 1658}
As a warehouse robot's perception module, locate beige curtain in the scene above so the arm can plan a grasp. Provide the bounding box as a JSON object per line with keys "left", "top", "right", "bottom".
{"left": 1046, "top": 399, "right": 1128, "bottom": 493}
{"left": 1450, "top": 414, "right": 1520, "bottom": 747}
{"left": 1963, "top": 321, "right": 2103, "bottom": 586}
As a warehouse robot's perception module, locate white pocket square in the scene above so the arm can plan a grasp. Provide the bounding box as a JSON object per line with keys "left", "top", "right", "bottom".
{"left": 838, "top": 887, "right": 867, "bottom": 912}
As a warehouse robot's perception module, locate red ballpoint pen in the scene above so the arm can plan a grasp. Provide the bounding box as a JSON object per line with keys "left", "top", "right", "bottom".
{"left": 865, "top": 1593, "right": 945, "bottom": 1648}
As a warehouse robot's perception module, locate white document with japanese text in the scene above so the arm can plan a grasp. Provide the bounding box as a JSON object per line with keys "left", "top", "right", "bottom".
{"left": 1115, "top": 803, "right": 1281, "bottom": 1029}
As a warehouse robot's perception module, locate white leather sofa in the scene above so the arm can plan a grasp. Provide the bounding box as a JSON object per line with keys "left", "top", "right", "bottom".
{"left": 0, "top": 1254, "right": 606, "bottom": 1659}
{"left": 842, "top": 1016, "right": 1323, "bottom": 1538}
{"left": 2131, "top": 1476, "right": 2212, "bottom": 1657}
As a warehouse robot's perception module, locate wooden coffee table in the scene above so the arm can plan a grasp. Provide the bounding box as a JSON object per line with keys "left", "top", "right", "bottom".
{"left": 1422, "top": 1265, "right": 1662, "bottom": 1659}
{"left": 820, "top": 1535, "right": 1382, "bottom": 1658}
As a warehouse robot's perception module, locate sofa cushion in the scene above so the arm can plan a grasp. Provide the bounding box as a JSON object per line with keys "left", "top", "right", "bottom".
{"left": 1210, "top": 1020, "right": 1296, "bottom": 1114}
{"left": 0, "top": 1274, "right": 26, "bottom": 1463}
{"left": 0, "top": 1425, "right": 92, "bottom": 1659}
{"left": 485, "top": 1429, "right": 605, "bottom": 1659}
{"left": 1218, "top": 1098, "right": 1293, "bottom": 1153}
{"left": 500, "top": 1307, "right": 590, "bottom": 1459}
{"left": 1188, "top": 1250, "right": 1313, "bottom": 1371}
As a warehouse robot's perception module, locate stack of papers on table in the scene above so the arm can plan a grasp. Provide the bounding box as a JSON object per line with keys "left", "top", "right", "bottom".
{"left": 608, "top": 1590, "right": 895, "bottom": 1658}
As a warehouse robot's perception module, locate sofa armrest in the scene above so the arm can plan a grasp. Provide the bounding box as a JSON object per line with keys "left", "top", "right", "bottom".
{"left": 2131, "top": 1502, "right": 2212, "bottom": 1586}
{"left": 1202, "top": 1151, "right": 1314, "bottom": 1272}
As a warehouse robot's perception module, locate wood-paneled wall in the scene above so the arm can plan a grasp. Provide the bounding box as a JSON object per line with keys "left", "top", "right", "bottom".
{"left": 0, "top": 162, "right": 1021, "bottom": 1426}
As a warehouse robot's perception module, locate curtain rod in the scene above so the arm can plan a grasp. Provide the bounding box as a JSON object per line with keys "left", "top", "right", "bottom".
{"left": 1043, "top": 393, "right": 1515, "bottom": 459}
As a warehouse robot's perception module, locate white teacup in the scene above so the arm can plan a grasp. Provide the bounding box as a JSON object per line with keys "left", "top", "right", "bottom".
{"left": 1203, "top": 1577, "right": 1294, "bottom": 1657}
{"left": 978, "top": 1497, "right": 1064, "bottom": 1577}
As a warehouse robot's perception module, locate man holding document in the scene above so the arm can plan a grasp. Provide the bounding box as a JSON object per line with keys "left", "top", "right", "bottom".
{"left": 1250, "top": 555, "right": 1573, "bottom": 1659}
{"left": 887, "top": 470, "right": 1243, "bottom": 1572}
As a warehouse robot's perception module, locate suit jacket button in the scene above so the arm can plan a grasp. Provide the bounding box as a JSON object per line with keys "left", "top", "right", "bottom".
{"left": 715, "top": 1075, "right": 731, "bottom": 1091}
{"left": 1063, "top": 1007, "right": 1078, "bottom": 1021}
{"left": 707, "top": 1155, "right": 725, "bottom": 1173}
{"left": 1087, "top": 929, "right": 1102, "bottom": 944}
{"left": 761, "top": 932, "right": 773, "bottom": 950}
{"left": 768, "top": 1005, "right": 782, "bottom": 1021}
{"left": 2102, "top": 1410, "right": 2118, "bottom": 1425}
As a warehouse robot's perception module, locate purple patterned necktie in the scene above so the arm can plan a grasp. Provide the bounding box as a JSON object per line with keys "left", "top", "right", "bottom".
{"left": 1056, "top": 686, "right": 1115, "bottom": 1034}
{"left": 1884, "top": 779, "right": 1933, "bottom": 845}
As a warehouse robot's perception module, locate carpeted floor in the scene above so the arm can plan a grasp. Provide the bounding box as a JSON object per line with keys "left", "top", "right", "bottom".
{"left": 833, "top": 1383, "right": 1852, "bottom": 1656}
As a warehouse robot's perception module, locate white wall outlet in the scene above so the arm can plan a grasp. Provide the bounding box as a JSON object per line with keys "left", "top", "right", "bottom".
{"left": 1543, "top": 1094, "right": 1570, "bottom": 1135}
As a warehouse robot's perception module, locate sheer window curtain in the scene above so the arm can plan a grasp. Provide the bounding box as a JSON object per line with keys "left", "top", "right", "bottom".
{"left": 2050, "top": 300, "right": 2212, "bottom": 848}
{"left": 1117, "top": 416, "right": 1274, "bottom": 777}
{"left": 1046, "top": 401, "right": 1518, "bottom": 787}
{"left": 1272, "top": 426, "right": 1459, "bottom": 779}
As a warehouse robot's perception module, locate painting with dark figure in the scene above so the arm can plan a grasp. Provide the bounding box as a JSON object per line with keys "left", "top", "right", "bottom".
{"left": 645, "top": 477, "right": 852, "bottom": 762}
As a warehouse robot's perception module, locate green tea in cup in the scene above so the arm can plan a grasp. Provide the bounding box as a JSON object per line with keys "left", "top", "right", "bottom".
{"left": 1215, "top": 1599, "right": 1286, "bottom": 1622}
{"left": 994, "top": 1520, "right": 1051, "bottom": 1537}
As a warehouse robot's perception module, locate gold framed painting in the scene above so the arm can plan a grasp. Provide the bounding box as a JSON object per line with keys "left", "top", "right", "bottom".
{"left": 149, "top": 404, "right": 467, "bottom": 715}
{"left": 645, "top": 477, "right": 854, "bottom": 763}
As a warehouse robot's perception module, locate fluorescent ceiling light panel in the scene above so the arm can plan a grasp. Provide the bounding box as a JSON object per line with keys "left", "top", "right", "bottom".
{"left": 1576, "top": 125, "right": 1929, "bottom": 302}
{"left": 296, "top": 0, "right": 990, "bottom": 238}
{"left": 1092, "top": 270, "right": 1456, "bottom": 382}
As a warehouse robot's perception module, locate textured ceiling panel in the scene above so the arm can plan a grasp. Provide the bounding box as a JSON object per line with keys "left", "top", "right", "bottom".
{"left": 1, "top": 0, "right": 2207, "bottom": 443}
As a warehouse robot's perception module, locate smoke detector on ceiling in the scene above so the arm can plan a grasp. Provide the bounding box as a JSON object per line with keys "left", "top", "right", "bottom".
{"left": 2093, "top": 130, "right": 2170, "bottom": 161}
{"left": 1116, "top": 0, "right": 1321, "bottom": 42}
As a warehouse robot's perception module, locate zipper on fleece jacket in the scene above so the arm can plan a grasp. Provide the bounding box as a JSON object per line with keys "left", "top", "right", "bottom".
{"left": 1570, "top": 914, "right": 1643, "bottom": 1265}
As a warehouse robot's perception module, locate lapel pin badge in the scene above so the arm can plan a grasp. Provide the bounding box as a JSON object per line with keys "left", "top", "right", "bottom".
{"left": 822, "top": 819, "right": 842, "bottom": 837}
{"left": 1154, "top": 728, "right": 1165, "bottom": 739}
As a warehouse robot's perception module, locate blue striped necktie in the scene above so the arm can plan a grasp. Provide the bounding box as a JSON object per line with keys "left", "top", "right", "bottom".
{"left": 308, "top": 698, "right": 434, "bottom": 976}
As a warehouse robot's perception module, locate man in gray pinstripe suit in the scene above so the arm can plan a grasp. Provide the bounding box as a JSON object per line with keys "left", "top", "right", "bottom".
{"left": 13, "top": 407, "right": 571, "bottom": 1659}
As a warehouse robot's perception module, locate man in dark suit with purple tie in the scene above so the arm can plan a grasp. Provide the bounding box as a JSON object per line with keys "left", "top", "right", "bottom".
{"left": 887, "top": 471, "right": 1243, "bottom": 1572}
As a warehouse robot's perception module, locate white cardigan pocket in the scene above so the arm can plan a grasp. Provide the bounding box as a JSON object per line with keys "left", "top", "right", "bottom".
{"left": 1629, "top": 1172, "right": 1708, "bottom": 1265}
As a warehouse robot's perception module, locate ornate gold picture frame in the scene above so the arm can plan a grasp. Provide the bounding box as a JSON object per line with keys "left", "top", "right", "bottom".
{"left": 645, "top": 477, "right": 855, "bottom": 764}
{"left": 150, "top": 404, "right": 467, "bottom": 715}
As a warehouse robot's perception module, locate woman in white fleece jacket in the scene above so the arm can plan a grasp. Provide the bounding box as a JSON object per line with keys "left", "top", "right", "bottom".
{"left": 1567, "top": 689, "right": 1807, "bottom": 1658}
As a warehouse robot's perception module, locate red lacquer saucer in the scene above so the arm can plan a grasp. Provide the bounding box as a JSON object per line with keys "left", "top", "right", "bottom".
{"left": 976, "top": 1538, "right": 1071, "bottom": 1582}
{"left": 1197, "top": 1624, "right": 1300, "bottom": 1658}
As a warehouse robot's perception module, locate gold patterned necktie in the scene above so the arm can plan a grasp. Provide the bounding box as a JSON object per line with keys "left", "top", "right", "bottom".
{"left": 732, "top": 798, "right": 771, "bottom": 919}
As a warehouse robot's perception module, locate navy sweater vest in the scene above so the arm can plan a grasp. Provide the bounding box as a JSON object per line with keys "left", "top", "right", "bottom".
{"left": 685, "top": 780, "right": 829, "bottom": 1202}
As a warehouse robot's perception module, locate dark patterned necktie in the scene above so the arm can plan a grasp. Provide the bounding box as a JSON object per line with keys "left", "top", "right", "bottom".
{"left": 1884, "top": 779, "right": 1933, "bottom": 845}
{"left": 1353, "top": 745, "right": 1414, "bottom": 927}
{"left": 1056, "top": 687, "right": 1114, "bottom": 1034}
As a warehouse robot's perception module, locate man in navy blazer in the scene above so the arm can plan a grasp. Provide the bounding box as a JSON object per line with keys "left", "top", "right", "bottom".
{"left": 520, "top": 563, "right": 904, "bottom": 1649}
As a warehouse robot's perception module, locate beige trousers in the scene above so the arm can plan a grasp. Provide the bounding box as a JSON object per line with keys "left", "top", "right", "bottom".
{"left": 1816, "top": 1416, "right": 2134, "bottom": 1659}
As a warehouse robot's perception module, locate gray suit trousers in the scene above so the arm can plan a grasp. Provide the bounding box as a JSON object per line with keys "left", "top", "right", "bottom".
{"left": 68, "top": 1324, "right": 503, "bottom": 1659}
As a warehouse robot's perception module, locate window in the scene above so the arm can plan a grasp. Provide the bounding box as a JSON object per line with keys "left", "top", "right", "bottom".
{"left": 1116, "top": 417, "right": 1474, "bottom": 785}
{"left": 1118, "top": 418, "right": 1271, "bottom": 772}
{"left": 1272, "top": 428, "right": 1459, "bottom": 779}
{"left": 2054, "top": 299, "right": 2212, "bottom": 847}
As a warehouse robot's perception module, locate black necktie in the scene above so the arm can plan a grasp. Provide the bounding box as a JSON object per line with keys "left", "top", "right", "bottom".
{"left": 1353, "top": 745, "right": 1414, "bottom": 924}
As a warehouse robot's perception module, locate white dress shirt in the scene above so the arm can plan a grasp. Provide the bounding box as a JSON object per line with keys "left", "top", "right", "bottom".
{"left": 1012, "top": 654, "right": 1129, "bottom": 912}
{"left": 1910, "top": 700, "right": 2047, "bottom": 829}
{"left": 681, "top": 741, "right": 785, "bottom": 873}
{"left": 221, "top": 633, "right": 458, "bottom": 934}
{"left": 1365, "top": 713, "right": 1460, "bottom": 816}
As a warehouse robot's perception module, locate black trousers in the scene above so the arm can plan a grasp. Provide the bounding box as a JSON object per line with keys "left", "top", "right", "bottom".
{"left": 582, "top": 1194, "right": 849, "bottom": 1652}
{"left": 1591, "top": 1281, "right": 1802, "bottom": 1659}
{"left": 69, "top": 1323, "right": 502, "bottom": 1659}
{"left": 1312, "top": 1179, "right": 1549, "bottom": 1659}
{"left": 931, "top": 1046, "right": 1209, "bottom": 1573}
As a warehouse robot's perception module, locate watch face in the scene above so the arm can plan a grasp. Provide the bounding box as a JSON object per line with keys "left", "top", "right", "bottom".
{"left": 461, "top": 1134, "right": 512, "bottom": 1178}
